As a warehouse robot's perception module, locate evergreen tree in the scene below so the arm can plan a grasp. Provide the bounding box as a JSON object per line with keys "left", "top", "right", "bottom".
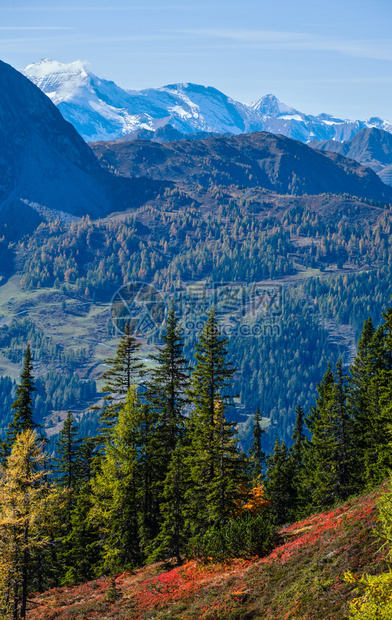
{"left": 52, "top": 412, "right": 82, "bottom": 583}
{"left": 361, "top": 309, "right": 392, "bottom": 485}
{"left": 332, "top": 358, "right": 354, "bottom": 500}
{"left": 306, "top": 361, "right": 335, "bottom": 435}
{"left": 284, "top": 404, "right": 307, "bottom": 519}
{"left": 144, "top": 305, "right": 189, "bottom": 547}
{"left": 99, "top": 324, "right": 143, "bottom": 434}
{"left": 90, "top": 388, "right": 142, "bottom": 572}
{"left": 249, "top": 407, "right": 266, "bottom": 481}
{"left": 264, "top": 438, "right": 295, "bottom": 525}
{"left": 149, "top": 443, "right": 188, "bottom": 565}
{"left": 303, "top": 362, "right": 335, "bottom": 510}
{"left": 147, "top": 304, "right": 189, "bottom": 453}
{"left": 55, "top": 411, "right": 81, "bottom": 489}
{"left": 304, "top": 359, "right": 354, "bottom": 508}
{"left": 77, "top": 437, "right": 97, "bottom": 483}
{"left": 379, "top": 307, "right": 392, "bottom": 370}
{"left": 349, "top": 317, "right": 375, "bottom": 481}
{"left": 207, "top": 401, "right": 247, "bottom": 526}
{"left": 60, "top": 483, "right": 98, "bottom": 585}
{"left": 290, "top": 404, "right": 306, "bottom": 473}
{"left": 56, "top": 439, "right": 99, "bottom": 584}
{"left": 348, "top": 310, "right": 392, "bottom": 487}
{"left": 364, "top": 369, "right": 392, "bottom": 485}
{"left": 185, "top": 309, "right": 243, "bottom": 535}
{"left": 7, "top": 345, "right": 38, "bottom": 446}
{"left": 137, "top": 401, "right": 161, "bottom": 556}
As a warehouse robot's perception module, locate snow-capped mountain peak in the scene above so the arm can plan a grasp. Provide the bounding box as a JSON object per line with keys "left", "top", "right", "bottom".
{"left": 23, "top": 58, "right": 88, "bottom": 79}
{"left": 22, "top": 60, "right": 392, "bottom": 145}
{"left": 250, "top": 93, "right": 298, "bottom": 118}
{"left": 23, "top": 59, "right": 89, "bottom": 105}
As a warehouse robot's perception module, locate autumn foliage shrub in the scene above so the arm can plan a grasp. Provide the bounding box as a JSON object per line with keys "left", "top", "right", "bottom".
{"left": 186, "top": 511, "right": 275, "bottom": 561}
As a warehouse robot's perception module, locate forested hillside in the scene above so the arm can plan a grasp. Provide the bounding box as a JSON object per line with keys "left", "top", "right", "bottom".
{"left": 2, "top": 304, "right": 392, "bottom": 618}
{"left": 1, "top": 178, "right": 392, "bottom": 451}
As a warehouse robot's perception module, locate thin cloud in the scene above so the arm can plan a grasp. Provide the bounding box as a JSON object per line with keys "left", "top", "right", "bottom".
{"left": 174, "top": 29, "right": 392, "bottom": 62}
{"left": 0, "top": 5, "right": 204, "bottom": 11}
{"left": 0, "top": 27, "right": 72, "bottom": 30}
{"left": 283, "top": 77, "right": 392, "bottom": 85}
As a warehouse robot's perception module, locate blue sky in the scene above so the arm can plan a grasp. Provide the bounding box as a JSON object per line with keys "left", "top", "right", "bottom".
{"left": 0, "top": 0, "right": 391, "bottom": 120}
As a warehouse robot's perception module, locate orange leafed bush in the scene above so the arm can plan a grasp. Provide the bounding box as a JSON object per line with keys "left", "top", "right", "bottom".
{"left": 236, "top": 483, "right": 271, "bottom": 516}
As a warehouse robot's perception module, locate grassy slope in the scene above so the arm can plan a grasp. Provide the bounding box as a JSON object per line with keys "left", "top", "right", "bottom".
{"left": 28, "top": 488, "right": 387, "bottom": 620}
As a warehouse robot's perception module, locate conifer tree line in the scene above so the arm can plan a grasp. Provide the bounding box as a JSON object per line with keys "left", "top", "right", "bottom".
{"left": 2, "top": 305, "right": 392, "bottom": 617}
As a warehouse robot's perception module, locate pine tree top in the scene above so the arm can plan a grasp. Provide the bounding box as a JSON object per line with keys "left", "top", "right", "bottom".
{"left": 7, "top": 345, "right": 38, "bottom": 445}
{"left": 188, "top": 308, "right": 236, "bottom": 410}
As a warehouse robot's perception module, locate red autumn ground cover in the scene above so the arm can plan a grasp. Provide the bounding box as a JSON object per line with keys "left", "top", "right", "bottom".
{"left": 27, "top": 488, "right": 388, "bottom": 620}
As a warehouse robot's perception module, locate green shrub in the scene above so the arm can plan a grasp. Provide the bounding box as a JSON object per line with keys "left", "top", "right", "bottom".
{"left": 186, "top": 511, "right": 275, "bottom": 562}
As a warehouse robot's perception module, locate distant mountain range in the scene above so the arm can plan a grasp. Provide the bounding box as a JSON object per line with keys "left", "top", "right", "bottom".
{"left": 23, "top": 59, "right": 392, "bottom": 144}
{"left": 0, "top": 54, "right": 391, "bottom": 254}
{"left": 311, "top": 127, "right": 392, "bottom": 187}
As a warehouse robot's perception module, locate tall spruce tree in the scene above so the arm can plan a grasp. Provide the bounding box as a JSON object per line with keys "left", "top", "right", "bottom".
{"left": 77, "top": 437, "right": 97, "bottom": 483}
{"left": 55, "top": 411, "right": 81, "bottom": 489}
{"left": 361, "top": 308, "right": 392, "bottom": 485}
{"left": 364, "top": 369, "right": 392, "bottom": 485}
{"left": 249, "top": 407, "right": 266, "bottom": 481}
{"left": 207, "top": 400, "right": 247, "bottom": 525}
{"left": 147, "top": 304, "right": 189, "bottom": 452}
{"left": 346, "top": 310, "right": 392, "bottom": 488}
{"left": 91, "top": 387, "right": 143, "bottom": 571}
{"left": 53, "top": 411, "right": 82, "bottom": 581}
{"left": 286, "top": 404, "right": 307, "bottom": 519}
{"left": 360, "top": 324, "right": 388, "bottom": 486}
{"left": 290, "top": 404, "right": 306, "bottom": 473}
{"left": 60, "top": 483, "right": 98, "bottom": 585}
{"left": 144, "top": 305, "right": 190, "bottom": 543}
{"left": 332, "top": 358, "right": 354, "bottom": 500}
{"left": 349, "top": 317, "right": 375, "bottom": 481}
{"left": 99, "top": 323, "right": 143, "bottom": 434}
{"left": 149, "top": 442, "right": 188, "bottom": 565}
{"left": 264, "top": 438, "right": 296, "bottom": 525}
{"left": 304, "top": 358, "right": 354, "bottom": 508}
{"left": 185, "top": 309, "right": 244, "bottom": 535}
{"left": 303, "top": 362, "right": 335, "bottom": 510}
{"left": 137, "top": 401, "right": 161, "bottom": 556}
{"left": 380, "top": 307, "right": 392, "bottom": 370}
{"left": 7, "top": 345, "right": 38, "bottom": 446}
{"left": 306, "top": 361, "right": 335, "bottom": 436}
{"left": 53, "top": 421, "right": 99, "bottom": 586}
